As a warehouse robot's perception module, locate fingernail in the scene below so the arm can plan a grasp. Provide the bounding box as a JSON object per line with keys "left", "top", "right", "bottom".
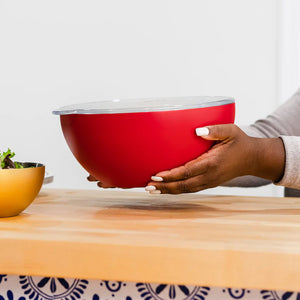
{"left": 151, "top": 176, "right": 163, "bottom": 182}
{"left": 195, "top": 127, "right": 210, "bottom": 136}
{"left": 145, "top": 185, "right": 156, "bottom": 191}
{"left": 150, "top": 190, "right": 161, "bottom": 194}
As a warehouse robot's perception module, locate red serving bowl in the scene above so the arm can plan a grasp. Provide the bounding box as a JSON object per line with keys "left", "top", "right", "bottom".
{"left": 54, "top": 97, "right": 235, "bottom": 188}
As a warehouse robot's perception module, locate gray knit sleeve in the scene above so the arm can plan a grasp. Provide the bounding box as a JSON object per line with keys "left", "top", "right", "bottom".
{"left": 276, "top": 136, "right": 300, "bottom": 188}
{"left": 247, "top": 88, "right": 300, "bottom": 138}
{"left": 223, "top": 88, "right": 300, "bottom": 188}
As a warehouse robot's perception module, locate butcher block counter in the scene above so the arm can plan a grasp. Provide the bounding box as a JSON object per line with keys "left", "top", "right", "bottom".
{"left": 1, "top": 188, "right": 300, "bottom": 298}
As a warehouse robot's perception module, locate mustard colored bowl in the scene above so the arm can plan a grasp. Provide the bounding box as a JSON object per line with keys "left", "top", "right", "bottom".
{"left": 0, "top": 162, "right": 45, "bottom": 218}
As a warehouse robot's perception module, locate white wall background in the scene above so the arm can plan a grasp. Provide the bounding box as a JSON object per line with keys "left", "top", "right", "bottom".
{"left": 279, "top": 0, "right": 300, "bottom": 103}
{"left": 0, "top": 0, "right": 285, "bottom": 196}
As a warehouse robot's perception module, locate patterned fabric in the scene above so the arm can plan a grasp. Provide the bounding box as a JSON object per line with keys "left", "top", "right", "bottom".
{"left": 0, "top": 274, "right": 297, "bottom": 300}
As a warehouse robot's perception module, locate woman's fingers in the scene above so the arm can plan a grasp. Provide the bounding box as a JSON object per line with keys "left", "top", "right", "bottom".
{"left": 196, "top": 124, "right": 237, "bottom": 141}
{"left": 147, "top": 158, "right": 216, "bottom": 194}
{"left": 152, "top": 124, "right": 237, "bottom": 184}
{"left": 87, "top": 175, "right": 98, "bottom": 181}
{"left": 146, "top": 174, "right": 212, "bottom": 194}
{"left": 152, "top": 156, "right": 210, "bottom": 183}
{"left": 97, "top": 182, "right": 116, "bottom": 188}
{"left": 146, "top": 124, "right": 243, "bottom": 194}
{"left": 87, "top": 174, "right": 115, "bottom": 188}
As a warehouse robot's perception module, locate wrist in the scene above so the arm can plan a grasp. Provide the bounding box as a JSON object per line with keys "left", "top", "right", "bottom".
{"left": 250, "top": 137, "right": 285, "bottom": 182}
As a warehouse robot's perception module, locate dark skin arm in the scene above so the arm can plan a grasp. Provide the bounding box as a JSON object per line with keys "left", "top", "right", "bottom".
{"left": 145, "top": 124, "right": 286, "bottom": 194}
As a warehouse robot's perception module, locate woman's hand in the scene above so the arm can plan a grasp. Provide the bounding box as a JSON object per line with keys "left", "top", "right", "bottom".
{"left": 145, "top": 124, "right": 285, "bottom": 194}
{"left": 87, "top": 175, "right": 115, "bottom": 188}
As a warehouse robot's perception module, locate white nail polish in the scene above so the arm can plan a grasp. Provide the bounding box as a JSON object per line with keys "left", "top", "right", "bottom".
{"left": 195, "top": 127, "right": 210, "bottom": 136}
{"left": 145, "top": 185, "right": 156, "bottom": 191}
{"left": 151, "top": 176, "right": 163, "bottom": 182}
{"left": 150, "top": 190, "right": 161, "bottom": 194}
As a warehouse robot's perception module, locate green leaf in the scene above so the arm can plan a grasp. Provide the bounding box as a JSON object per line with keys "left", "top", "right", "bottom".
{"left": 14, "top": 161, "right": 24, "bottom": 169}
{"left": 0, "top": 148, "right": 18, "bottom": 169}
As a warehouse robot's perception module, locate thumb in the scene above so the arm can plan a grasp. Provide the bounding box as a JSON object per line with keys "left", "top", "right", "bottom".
{"left": 195, "top": 124, "right": 236, "bottom": 141}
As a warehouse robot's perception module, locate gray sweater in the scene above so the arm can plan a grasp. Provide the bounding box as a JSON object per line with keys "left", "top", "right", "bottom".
{"left": 225, "top": 88, "right": 300, "bottom": 197}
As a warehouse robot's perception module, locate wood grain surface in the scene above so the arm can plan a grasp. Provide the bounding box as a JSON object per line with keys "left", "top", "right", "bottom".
{"left": 0, "top": 188, "right": 300, "bottom": 291}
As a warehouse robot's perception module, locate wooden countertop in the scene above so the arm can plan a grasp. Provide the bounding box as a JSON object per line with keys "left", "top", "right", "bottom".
{"left": 1, "top": 188, "right": 300, "bottom": 291}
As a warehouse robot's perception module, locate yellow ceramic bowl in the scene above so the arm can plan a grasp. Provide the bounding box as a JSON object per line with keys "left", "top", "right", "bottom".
{"left": 0, "top": 162, "right": 45, "bottom": 218}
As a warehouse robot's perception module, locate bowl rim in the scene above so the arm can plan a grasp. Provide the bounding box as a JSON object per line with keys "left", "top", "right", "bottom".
{"left": 0, "top": 162, "right": 45, "bottom": 170}
{"left": 52, "top": 96, "right": 235, "bottom": 115}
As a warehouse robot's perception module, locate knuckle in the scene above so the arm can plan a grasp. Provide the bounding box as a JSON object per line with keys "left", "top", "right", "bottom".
{"left": 158, "top": 184, "right": 167, "bottom": 193}
{"left": 160, "top": 183, "right": 176, "bottom": 195}
{"left": 231, "top": 124, "right": 240, "bottom": 135}
{"left": 183, "top": 165, "right": 192, "bottom": 179}
{"left": 205, "top": 157, "right": 215, "bottom": 171}
{"left": 178, "top": 180, "right": 190, "bottom": 193}
{"left": 209, "top": 125, "right": 218, "bottom": 137}
{"left": 202, "top": 160, "right": 210, "bottom": 173}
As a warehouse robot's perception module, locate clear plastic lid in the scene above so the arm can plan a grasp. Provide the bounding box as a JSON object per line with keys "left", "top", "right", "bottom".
{"left": 52, "top": 96, "right": 235, "bottom": 115}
